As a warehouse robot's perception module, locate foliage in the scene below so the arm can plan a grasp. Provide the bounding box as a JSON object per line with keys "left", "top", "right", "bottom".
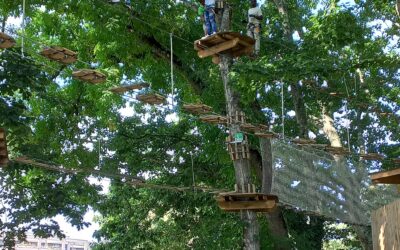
{"left": 0, "top": 0, "right": 399, "bottom": 249}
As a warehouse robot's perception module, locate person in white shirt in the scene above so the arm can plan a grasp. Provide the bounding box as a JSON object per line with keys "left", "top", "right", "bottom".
{"left": 247, "top": 0, "right": 263, "bottom": 55}
{"left": 204, "top": 0, "right": 217, "bottom": 35}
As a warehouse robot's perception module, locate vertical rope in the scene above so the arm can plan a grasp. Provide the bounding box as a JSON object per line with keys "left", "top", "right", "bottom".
{"left": 21, "top": 0, "right": 26, "bottom": 57}
{"left": 191, "top": 152, "right": 195, "bottom": 191}
{"left": 98, "top": 136, "right": 101, "bottom": 168}
{"left": 170, "top": 33, "right": 174, "bottom": 107}
{"left": 281, "top": 82, "right": 285, "bottom": 139}
{"left": 343, "top": 78, "right": 351, "bottom": 151}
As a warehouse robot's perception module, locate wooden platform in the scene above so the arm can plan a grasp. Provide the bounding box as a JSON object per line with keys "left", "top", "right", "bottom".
{"left": 216, "top": 192, "right": 278, "bottom": 212}
{"left": 360, "top": 153, "right": 385, "bottom": 161}
{"left": 109, "top": 82, "right": 150, "bottom": 94}
{"left": 393, "top": 158, "right": 400, "bottom": 165}
{"left": 371, "top": 168, "right": 400, "bottom": 184}
{"left": 136, "top": 93, "right": 166, "bottom": 105}
{"left": 0, "top": 32, "right": 16, "bottom": 49}
{"left": 40, "top": 46, "right": 77, "bottom": 64}
{"left": 0, "top": 128, "right": 9, "bottom": 167}
{"left": 199, "top": 115, "right": 227, "bottom": 125}
{"left": 194, "top": 32, "right": 255, "bottom": 59}
{"left": 182, "top": 104, "right": 213, "bottom": 115}
{"left": 72, "top": 69, "right": 106, "bottom": 84}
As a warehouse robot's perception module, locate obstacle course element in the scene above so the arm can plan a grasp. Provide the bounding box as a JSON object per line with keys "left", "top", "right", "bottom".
{"left": 216, "top": 184, "right": 278, "bottom": 212}
{"left": 199, "top": 115, "right": 227, "bottom": 125}
{"left": 325, "top": 146, "right": 350, "bottom": 156}
{"left": 291, "top": 138, "right": 316, "bottom": 145}
{"left": 194, "top": 32, "right": 255, "bottom": 60}
{"left": 182, "top": 104, "right": 213, "bottom": 115}
{"left": 254, "top": 131, "right": 278, "bottom": 139}
{"left": 393, "top": 158, "right": 400, "bottom": 165}
{"left": 226, "top": 134, "right": 250, "bottom": 160}
{"left": 72, "top": 69, "right": 106, "bottom": 84}
{"left": 40, "top": 46, "right": 77, "bottom": 64}
{"left": 371, "top": 168, "right": 400, "bottom": 184}
{"left": 136, "top": 93, "right": 166, "bottom": 105}
{"left": 360, "top": 153, "right": 385, "bottom": 161}
{"left": 109, "top": 82, "right": 150, "bottom": 94}
{"left": 240, "top": 123, "right": 258, "bottom": 133}
{"left": 0, "top": 128, "right": 9, "bottom": 167}
{"left": 0, "top": 32, "right": 16, "bottom": 49}
{"left": 371, "top": 200, "right": 400, "bottom": 250}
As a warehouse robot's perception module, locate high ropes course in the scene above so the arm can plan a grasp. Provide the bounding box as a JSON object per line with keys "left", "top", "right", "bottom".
{"left": 0, "top": 0, "right": 399, "bottom": 239}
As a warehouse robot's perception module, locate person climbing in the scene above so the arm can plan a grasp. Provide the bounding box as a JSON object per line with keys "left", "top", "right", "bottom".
{"left": 204, "top": 0, "right": 218, "bottom": 36}
{"left": 197, "top": 0, "right": 208, "bottom": 37}
{"left": 109, "top": 0, "right": 131, "bottom": 6}
{"left": 247, "top": 0, "right": 263, "bottom": 56}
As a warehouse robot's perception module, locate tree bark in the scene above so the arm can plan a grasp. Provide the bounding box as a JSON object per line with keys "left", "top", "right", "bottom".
{"left": 220, "top": 53, "right": 260, "bottom": 250}
{"left": 217, "top": 7, "right": 260, "bottom": 249}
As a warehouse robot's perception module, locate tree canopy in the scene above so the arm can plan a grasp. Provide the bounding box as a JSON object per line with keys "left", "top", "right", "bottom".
{"left": 0, "top": 0, "right": 399, "bottom": 249}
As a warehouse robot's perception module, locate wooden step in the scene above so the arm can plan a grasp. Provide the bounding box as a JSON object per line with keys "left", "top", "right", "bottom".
{"left": 216, "top": 192, "right": 278, "bottom": 212}
{"left": 0, "top": 128, "right": 8, "bottom": 167}
{"left": 182, "top": 104, "right": 213, "bottom": 115}
{"left": 240, "top": 123, "right": 258, "bottom": 133}
{"left": 371, "top": 168, "right": 400, "bottom": 185}
{"left": 72, "top": 69, "right": 106, "bottom": 84}
{"left": 325, "top": 146, "right": 350, "bottom": 156}
{"left": 0, "top": 32, "right": 16, "bottom": 49}
{"left": 199, "top": 115, "right": 227, "bottom": 125}
{"left": 136, "top": 93, "right": 166, "bottom": 105}
{"left": 109, "top": 82, "right": 150, "bottom": 94}
{"left": 360, "top": 153, "right": 385, "bottom": 161}
{"left": 40, "top": 46, "right": 77, "bottom": 64}
{"left": 194, "top": 32, "right": 255, "bottom": 59}
{"left": 291, "top": 138, "right": 316, "bottom": 145}
{"left": 254, "top": 132, "right": 278, "bottom": 139}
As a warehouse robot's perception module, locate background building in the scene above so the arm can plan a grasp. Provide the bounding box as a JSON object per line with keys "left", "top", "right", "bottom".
{"left": 0, "top": 234, "right": 91, "bottom": 250}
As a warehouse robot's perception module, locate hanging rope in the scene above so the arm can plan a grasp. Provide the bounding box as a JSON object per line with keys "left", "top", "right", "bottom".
{"left": 343, "top": 77, "right": 351, "bottom": 151}
{"left": 21, "top": 0, "right": 26, "bottom": 57}
{"left": 190, "top": 152, "right": 195, "bottom": 192}
{"left": 170, "top": 33, "right": 174, "bottom": 107}
{"left": 281, "top": 82, "right": 285, "bottom": 139}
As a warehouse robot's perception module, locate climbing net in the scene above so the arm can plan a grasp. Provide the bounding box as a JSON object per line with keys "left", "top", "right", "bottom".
{"left": 270, "top": 139, "right": 399, "bottom": 225}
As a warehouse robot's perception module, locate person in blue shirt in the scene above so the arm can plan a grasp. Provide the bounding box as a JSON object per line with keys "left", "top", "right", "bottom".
{"left": 109, "top": 0, "right": 131, "bottom": 6}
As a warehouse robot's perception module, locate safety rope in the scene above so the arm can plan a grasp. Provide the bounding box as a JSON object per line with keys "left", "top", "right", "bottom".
{"left": 281, "top": 82, "right": 285, "bottom": 139}
{"left": 21, "top": 0, "right": 26, "bottom": 57}
{"left": 170, "top": 33, "right": 175, "bottom": 107}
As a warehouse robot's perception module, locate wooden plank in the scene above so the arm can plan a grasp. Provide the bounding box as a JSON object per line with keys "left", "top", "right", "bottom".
{"left": 0, "top": 129, "right": 4, "bottom": 140}
{"left": 292, "top": 138, "right": 316, "bottom": 145}
{"left": 372, "top": 200, "right": 400, "bottom": 250}
{"left": 198, "top": 38, "right": 240, "bottom": 58}
{"left": 216, "top": 198, "right": 277, "bottom": 212}
{"left": 360, "top": 153, "right": 385, "bottom": 161}
{"left": 0, "top": 32, "right": 16, "bottom": 49}
{"left": 109, "top": 83, "right": 150, "bottom": 94}
{"left": 0, "top": 158, "right": 8, "bottom": 166}
{"left": 371, "top": 168, "right": 400, "bottom": 184}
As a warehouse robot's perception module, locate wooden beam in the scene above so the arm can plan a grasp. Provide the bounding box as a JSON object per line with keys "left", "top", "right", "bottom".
{"left": 216, "top": 199, "right": 277, "bottom": 212}
{"left": 371, "top": 168, "right": 400, "bottom": 184}
{"left": 198, "top": 38, "right": 240, "bottom": 58}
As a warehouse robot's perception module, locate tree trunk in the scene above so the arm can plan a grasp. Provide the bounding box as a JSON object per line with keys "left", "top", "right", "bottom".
{"left": 217, "top": 7, "right": 260, "bottom": 250}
